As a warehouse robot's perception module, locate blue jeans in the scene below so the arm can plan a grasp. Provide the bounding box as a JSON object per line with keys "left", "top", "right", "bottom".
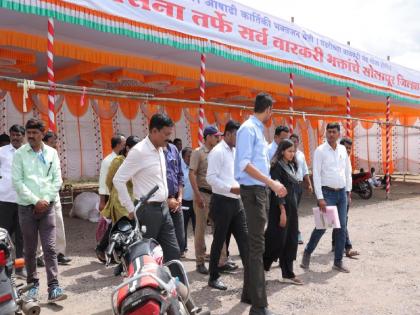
{"left": 305, "top": 187, "right": 348, "bottom": 264}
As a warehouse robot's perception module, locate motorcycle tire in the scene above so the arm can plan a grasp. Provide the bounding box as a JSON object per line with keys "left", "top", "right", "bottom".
{"left": 21, "top": 301, "right": 40, "bottom": 315}
{"left": 357, "top": 183, "right": 373, "bottom": 200}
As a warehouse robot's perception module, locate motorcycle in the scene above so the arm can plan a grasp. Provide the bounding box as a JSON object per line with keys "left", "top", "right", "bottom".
{"left": 352, "top": 172, "right": 373, "bottom": 199}
{"left": 0, "top": 228, "right": 40, "bottom": 315}
{"left": 106, "top": 186, "right": 210, "bottom": 315}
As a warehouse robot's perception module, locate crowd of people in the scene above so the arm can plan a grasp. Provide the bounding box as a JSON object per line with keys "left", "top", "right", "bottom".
{"left": 0, "top": 92, "right": 362, "bottom": 314}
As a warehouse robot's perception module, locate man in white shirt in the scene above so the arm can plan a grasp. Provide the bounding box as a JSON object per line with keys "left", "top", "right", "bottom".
{"left": 95, "top": 134, "right": 126, "bottom": 261}
{"left": 268, "top": 125, "right": 290, "bottom": 161}
{"left": 113, "top": 114, "right": 180, "bottom": 263}
{"left": 301, "top": 123, "right": 352, "bottom": 273}
{"left": 98, "top": 134, "right": 126, "bottom": 210}
{"left": 289, "top": 134, "right": 313, "bottom": 245}
{"left": 0, "top": 125, "right": 25, "bottom": 278}
{"left": 206, "top": 120, "right": 249, "bottom": 292}
{"left": 331, "top": 137, "right": 360, "bottom": 258}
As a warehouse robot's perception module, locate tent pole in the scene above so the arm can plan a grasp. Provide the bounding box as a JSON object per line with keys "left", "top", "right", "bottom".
{"left": 47, "top": 18, "right": 56, "bottom": 132}
{"left": 385, "top": 96, "right": 391, "bottom": 199}
{"left": 198, "top": 53, "right": 206, "bottom": 147}
{"left": 346, "top": 87, "right": 351, "bottom": 138}
{"left": 288, "top": 73, "right": 294, "bottom": 133}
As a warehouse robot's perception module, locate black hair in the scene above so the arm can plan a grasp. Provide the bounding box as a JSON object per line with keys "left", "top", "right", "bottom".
{"left": 126, "top": 135, "right": 141, "bottom": 149}
{"left": 340, "top": 137, "right": 353, "bottom": 146}
{"left": 274, "top": 125, "right": 290, "bottom": 136}
{"left": 326, "top": 122, "right": 340, "bottom": 132}
{"left": 224, "top": 120, "right": 240, "bottom": 134}
{"left": 0, "top": 133, "right": 10, "bottom": 143}
{"left": 149, "top": 113, "right": 174, "bottom": 131}
{"left": 120, "top": 135, "right": 141, "bottom": 156}
{"left": 43, "top": 131, "right": 57, "bottom": 142}
{"left": 371, "top": 167, "right": 375, "bottom": 173}
{"left": 111, "top": 134, "right": 125, "bottom": 149}
{"left": 181, "top": 146, "right": 193, "bottom": 158}
{"left": 173, "top": 138, "right": 182, "bottom": 145}
{"left": 25, "top": 118, "right": 45, "bottom": 132}
{"left": 254, "top": 92, "right": 273, "bottom": 113}
{"left": 9, "top": 124, "right": 25, "bottom": 135}
{"left": 360, "top": 168, "right": 365, "bottom": 173}
{"left": 289, "top": 133, "right": 299, "bottom": 141}
{"left": 271, "top": 139, "right": 297, "bottom": 169}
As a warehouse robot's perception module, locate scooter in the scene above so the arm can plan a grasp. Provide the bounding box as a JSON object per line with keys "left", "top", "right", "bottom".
{"left": 106, "top": 186, "right": 210, "bottom": 315}
{"left": 0, "top": 228, "right": 40, "bottom": 315}
{"left": 352, "top": 172, "right": 373, "bottom": 199}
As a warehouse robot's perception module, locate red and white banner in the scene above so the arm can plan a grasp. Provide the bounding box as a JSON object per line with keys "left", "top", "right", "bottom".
{"left": 61, "top": 0, "right": 420, "bottom": 96}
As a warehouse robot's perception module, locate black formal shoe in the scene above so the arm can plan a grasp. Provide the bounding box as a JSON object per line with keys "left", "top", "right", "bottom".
{"left": 249, "top": 306, "right": 278, "bottom": 315}
{"left": 196, "top": 264, "right": 209, "bottom": 275}
{"left": 208, "top": 278, "right": 227, "bottom": 290}
{"left": 95, "top": 248, "right": 106, "bottom": 264}
{"left": 114, "top": 263, "right": 124, "bottom": 276}
{"left": 36, "top": 256, "right": 45, "bottom": 267}
{"left": 219, "top": 262, "right": 238, "bottom": 273}
{"left": 57, "top": 253, "right": 72, "bottom": 265}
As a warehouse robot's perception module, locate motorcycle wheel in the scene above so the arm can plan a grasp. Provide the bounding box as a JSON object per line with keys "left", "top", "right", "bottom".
{"left": 357, "top": 183, "right": 373, "bottom": 199}
{"left": 21, "top": 301, "right": 40, "bottom": 315}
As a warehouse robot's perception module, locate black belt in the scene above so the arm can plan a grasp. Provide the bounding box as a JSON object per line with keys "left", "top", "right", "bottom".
{"left": 322, "top": 186, "right": 344, "bottom": 192}
{"left": 199, "top": 187, "right": 212, "bottom": 195}
{"left": 135, "top": 200, "right": 165, "bottom": 208}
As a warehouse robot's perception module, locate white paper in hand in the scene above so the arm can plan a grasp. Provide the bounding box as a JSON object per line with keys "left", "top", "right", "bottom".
{"left": 312, "top": 206, "right": 341, "bottom": 229}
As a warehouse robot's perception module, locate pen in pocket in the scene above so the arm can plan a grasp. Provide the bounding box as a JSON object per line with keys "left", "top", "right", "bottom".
{"left": 47, "top": 161, "right": 52, "bottom": 176}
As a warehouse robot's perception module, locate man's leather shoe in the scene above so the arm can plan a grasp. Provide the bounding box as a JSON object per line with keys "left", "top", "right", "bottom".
{"left": 219, "top": 262, "right": 238, "bottom": 273}
{"left": 208, "top": 278, "right": 227, "bottom": 290}
{"left": 240, "top": 297, "right": 251, "bottom": 305}
{"left": 249, "top": 306, "right": 278, "bottom": 315}
{"left": 57, "top": 253, "right": 72, "bottom": 265}
{"left": 196, "top": 264, "right": 209, "bottom": 275}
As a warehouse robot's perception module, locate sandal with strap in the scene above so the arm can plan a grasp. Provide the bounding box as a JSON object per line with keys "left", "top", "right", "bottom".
{"left": 345, "top": 249, "right": 360, "bottom": 258}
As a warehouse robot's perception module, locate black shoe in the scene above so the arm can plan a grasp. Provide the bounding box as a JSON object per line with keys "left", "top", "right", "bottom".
{"left": 208, "top": 278, "right": 227, "bottom": 290}
{"left": 196, "top": 264, "right": 209, "bottom": 275}
{"left": 219, "top": 263, "right": 238, "bottom": 273}
{"left": 36, "top": 256, "right": 45, "bottom": 267}
{"left": 249, "top": 306, "right": 278, "bottom": 315}
{"left": 95, "top": 248, "right": 106, "bottom": 264}
{"left": 240, "top": 297, "right": 252, "bottom": 305}
{"left": 57, "top": 253, "right": 72, "bottom": 265}
{"left": 114, "top": 263, "right": 124, "bottom": 276}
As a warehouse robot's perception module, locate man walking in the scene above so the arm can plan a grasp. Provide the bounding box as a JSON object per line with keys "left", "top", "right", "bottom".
{"left": 207, "top": 120, "right": 249, "bottom": 291}
{"left": 12, "top": 118, "right": 66, "bottom": 302}
{"left": 331, "top": 137, "right": 359, "bottom": 258}
{"left": 113, "top": 114, "right": 180, "bottom": 263}
{"left": 0, "top": 125, "right": 26, "bottom": 278}
{"left": 164, "top": 141, "right": 185, "bottom": 255}
{"left": 235, "top": 93, "right": 287, "bottom": 315}
{"left": 301, "top": 123, "right": 352, "bottom": 273}
{"left": 189, "top": 126, "right": 232, "bottom": 275}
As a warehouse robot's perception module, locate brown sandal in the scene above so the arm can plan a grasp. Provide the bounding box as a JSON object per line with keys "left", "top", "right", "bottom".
{"left": 345, "top": 249, "right": 360, "bottom": 258}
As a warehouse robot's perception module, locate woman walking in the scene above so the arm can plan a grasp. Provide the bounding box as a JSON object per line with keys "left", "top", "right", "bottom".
{"left": 263, "top": 139, "right": 303, "bottom": 285}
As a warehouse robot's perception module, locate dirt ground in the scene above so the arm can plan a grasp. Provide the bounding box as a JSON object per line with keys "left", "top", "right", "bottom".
{"left": 33, "top": 177, "right": 420, "bottom": 315}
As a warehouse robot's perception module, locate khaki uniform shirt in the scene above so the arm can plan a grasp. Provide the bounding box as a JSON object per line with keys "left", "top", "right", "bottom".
{"left": 189, "top": 146, "right": 211, "bottom": 191}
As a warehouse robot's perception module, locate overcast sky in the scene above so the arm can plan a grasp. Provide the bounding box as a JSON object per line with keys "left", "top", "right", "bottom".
{"left": 235, "top": 0, "right": 420, "bottom": 72}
